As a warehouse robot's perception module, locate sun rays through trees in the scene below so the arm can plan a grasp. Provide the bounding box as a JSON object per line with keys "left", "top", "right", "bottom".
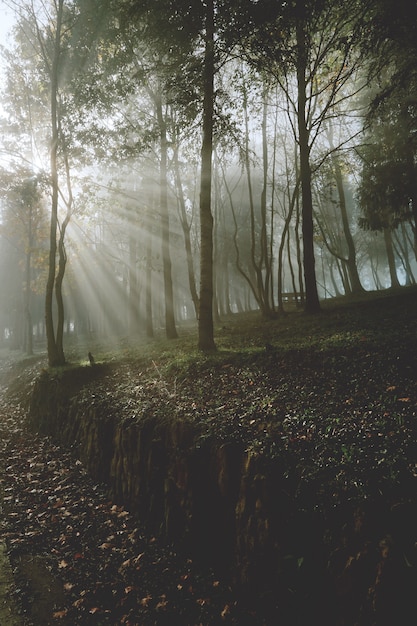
{"left": 0, "top": 0, "right": 416, "bottom": 355}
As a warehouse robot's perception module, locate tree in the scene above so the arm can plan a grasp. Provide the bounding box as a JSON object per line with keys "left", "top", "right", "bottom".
{"left": 295, "top": 12, "right": 321, "bottom": 313}
{"left": 155, "top": 87, "right": 178, "bottom": 339}
{"left": 314, "top": 126, "right": 365, "bottom": 296}
{"left": 242, "top": 0, "right": 372, "bottom": 312}
{"left": 366, "top": 0, "right": 417, "bottom": 102}
{"left": 357, "top": 112, "right": 415, "bottom": 289}
{"left": 2, "top": 0, "right": 105, "bottom": 364}
{"left": 361, "top": 0, "right": 417, "bottom": 253}
{"left": 357, "top": 103, "right": 416, "bottom": 230}
{"left": 358, "top": 99, "right": 417, "bottom": 262}
{"left": 239, "top": 73, "right": 275, "bottom": 317}
{"left": 172, "top": 136, "right": 200, "bottom": 318}
{"left": 123, "top": 0, "right": 218, "bottom": 348}
{"left": 197, "top": 0, "right": 216, "bottom": 350}
{"left": 0, "top": 168, "right": 48, "bottom": 354}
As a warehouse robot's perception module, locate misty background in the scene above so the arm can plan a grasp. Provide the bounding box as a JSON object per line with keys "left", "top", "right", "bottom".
{"left": 0, "top": 0, "right": 415, "bottom": 361}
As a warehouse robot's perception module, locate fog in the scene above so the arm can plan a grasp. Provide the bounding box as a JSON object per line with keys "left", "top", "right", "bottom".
{"left": 0, "top": 0, "right": 415, "bottom": 359}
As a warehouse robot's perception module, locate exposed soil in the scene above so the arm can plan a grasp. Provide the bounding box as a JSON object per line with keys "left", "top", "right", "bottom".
{"left": 1, "top": 288, "right": 417, "bottom": 625}
{"left": 0, "top": 391, "right": 252, "bottom": 625}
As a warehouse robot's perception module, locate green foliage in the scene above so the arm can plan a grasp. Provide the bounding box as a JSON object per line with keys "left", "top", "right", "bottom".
{"left": 357, "top": 93, "right": 417, "bottom": 232}
{"left": 365, "top": 0, "right": 417, "bottom": 103}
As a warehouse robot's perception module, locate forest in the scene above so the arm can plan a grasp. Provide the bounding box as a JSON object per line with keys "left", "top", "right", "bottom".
{"left": 0, "top": 0, "right": 416, "bottom": 363}
{"left": 0, "top": 2, "right": 417, "bottom": 623}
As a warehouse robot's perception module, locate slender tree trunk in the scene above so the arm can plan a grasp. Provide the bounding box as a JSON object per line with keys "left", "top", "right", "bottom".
{"left": 328, "top": 130, "right": 364, "bottom": 294}
{"left": 260, "top": 83, "right": 272, "bottom": 313}
{"left": 395, "top": 224, "right": 415, "bottom": 284}
{"left": 329, "top": 259, "right": 343, "bottom": 297}
{"left": 296, "top": 19, "right": 321, "bottom": 313}
{"left": 269, "top": 89, "right": 281, "bottom": 311}
{"left": 295, "top": 189, "right": 304, "bottom": 298}
{"left": 370, "top": 248, "right": 383, "bottom": 290}
{"left": 128, "top": 231, "right": 140, "bottom": 334}
{"left": 24, "top": 207, "right": 33, "bottom": 356}
{"left": 383, "top": 228, "right": 401, "bottom": 288}
{"left": 212, "top": 158, "right": 221, "bottom": 324}
{"left": 55, "top": 137, "right": 74, "bottom": 363}
{"left": 198, "top": 0, "right": 216, "bottom": 351}
{"left": 173, "top": 148, "right": 199, "bottom": 317}
{"left": 145, "top": 216, "right": 154, "bottom": 338}
{"left": 222, "top": 158, "right": 264, "bottom": 310}
{"left": 155, "top": 94, "right": 177, "bottom": 339}
{"left": 143, "top": 192, "right": 154, "bottom": 337}
{"left": 392, "top": 234, "right": 411, "bottom": 285}
{"left": 223, "top": 261, "right": 232, "bottom": 315}
{"left": 287, "top": 226, "right": 299, "bottom": 300}
{"left": 242, "top": 81, "right": 260, "bottom": 306}
{"left": 277, "top": 181, "right": 299, "bottom": 312}
{"left": 45, "top": 0, "right": 64, "bottom": 366}
{"left": 24, "top": 271, "right": 33, "bottom": 356}
{"left": 242, "top": 77, "right": 272, "bottom": 316}
{"left": 55, "top": 214, "right": 70, "bottom": 364}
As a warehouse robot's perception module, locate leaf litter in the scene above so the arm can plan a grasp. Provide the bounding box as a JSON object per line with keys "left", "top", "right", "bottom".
{"left": 0, "top": 395, "right": 247, "bottom": 625}
{"left": 2, "top": 292, "right": 417, "bottom": 623}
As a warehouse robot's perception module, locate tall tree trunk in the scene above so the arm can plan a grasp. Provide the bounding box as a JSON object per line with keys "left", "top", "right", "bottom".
{"left": 212, "top": 158, "right": 221, "bottom": 324}
{"left": 55, "top": 214, "right": 70, "bottom": 364}
{"left": 395, "top": 224, "right": 415, "bottom": 284}
{"left": 145, "top": 238, "right": 154, "bottom": 338}
{"left": 329, "top": 259, "right": 343, "bottom": 297}
{"left": 225, "top": 172, "right": 260, "bottom": 308}
{"left": 173, "top": 148, "right": 199, "bottom": 317}
{"left": 55, "top": 136, "right": 74, "bottom": 363}
{"left": 383, "top": 228, "right": 401, "bottom": 288}
{"left": 145, "top": 200, "right": 154, "bottom": 338}
{"left": 24, "top": 207, "right": 33, "bottom": 356}
{"left": 198, "top": 0, "right": 216, "bottom": 351}
{"left": 128, "top": 231, "right": 140, "bottom": 334}
{"left": 328, "top": 127, "right": 364, "bottom": 294}
{"left": 156, "top": 94, "right": 178, "bottom": 339}
{"left": 277, "top": 181, "right": 299, "bottom": 312}
{"left": 296, "top": 19, "right": 321, "bottom": 314}
{"left": 295, "top": 189, "right": 304, "bottom": 298}
{"left": 45, "top": 0, "right": 64, "bottom": 366}
{"left": 260, "top": 83, "right": 273, "bottom": 313}
{"left": 242, "top": 77, "right": 272, "bottom": 316}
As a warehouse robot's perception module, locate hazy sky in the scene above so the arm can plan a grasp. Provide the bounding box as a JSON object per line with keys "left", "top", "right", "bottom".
{"left": 0, "top": 1, "right": 14, "bottom": 167}
{"left": 0, "top": 1, "right": 15, "bottom": 42}
{"left": 0, "top": 1, "right": 15, "bottom": 81}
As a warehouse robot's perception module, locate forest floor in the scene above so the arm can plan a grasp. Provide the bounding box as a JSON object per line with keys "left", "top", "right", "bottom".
{"left": 1, "top": 286, "right": 417, "bottom": 624}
